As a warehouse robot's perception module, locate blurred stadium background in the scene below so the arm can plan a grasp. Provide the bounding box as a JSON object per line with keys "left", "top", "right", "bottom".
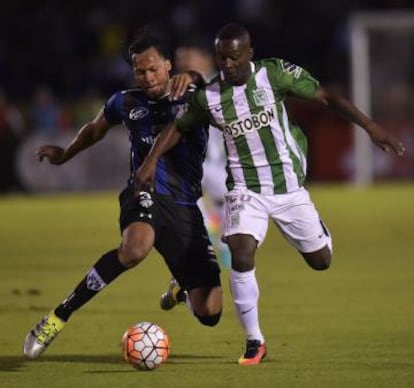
{"left": 0, "top": 0, "right": 413, "bottom": 192}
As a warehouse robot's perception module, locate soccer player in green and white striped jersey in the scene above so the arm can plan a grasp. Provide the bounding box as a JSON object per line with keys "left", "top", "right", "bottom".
{"left": 136, "top": 23, "right": 405, "bottom": 365}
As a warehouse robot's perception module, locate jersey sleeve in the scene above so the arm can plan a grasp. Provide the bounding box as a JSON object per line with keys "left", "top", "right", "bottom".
{"left": 175, "top": 90, "right": 210, "bottom": 134}
{"left": 103, "top": 92, "right": 123, "bottom": 125}
{"left": 267, "top": 58, "right": 320, "bottom": 100}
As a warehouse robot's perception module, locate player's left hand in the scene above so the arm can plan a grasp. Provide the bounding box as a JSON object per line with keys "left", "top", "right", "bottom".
{"left": 170, "top": 72, "right": 195, "bottom": 101}
{"left": 368, "top": 124, "right": 405, "bottom": 156}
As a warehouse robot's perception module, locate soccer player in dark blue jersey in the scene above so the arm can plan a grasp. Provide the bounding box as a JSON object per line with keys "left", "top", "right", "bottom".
{"left": 23, "top": 33, "right": 222, "bottom": 359}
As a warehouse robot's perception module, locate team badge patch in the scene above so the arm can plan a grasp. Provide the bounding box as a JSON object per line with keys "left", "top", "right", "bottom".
{"left": 253, "top": 88, "right": 269, "bottom": 107}
{"left": 86, "top": 268, "right": 106, "bottom": 291}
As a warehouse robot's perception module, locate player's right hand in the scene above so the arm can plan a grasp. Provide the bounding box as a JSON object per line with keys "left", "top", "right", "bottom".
{"left": 37, "top": 145, "right": 66, "bottom": 165}
{"left": 134, "top": 158, "right": 157, "bottom": 196}
{"left": 368, "top": 125, "right": 405, "bottom": 157}
{"left": 170, "top": 72, "right": 194, "bottom": 101}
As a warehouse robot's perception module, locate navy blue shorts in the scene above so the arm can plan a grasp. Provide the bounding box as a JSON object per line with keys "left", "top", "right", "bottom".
{"left": 118, "top": 186, "right": 221, "bottom": 290}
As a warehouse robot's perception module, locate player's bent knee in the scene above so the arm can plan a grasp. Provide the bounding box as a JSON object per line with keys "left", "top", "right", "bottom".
{"left": 118, "top": 245, "right": 149, "bottom": 268}
{"left": 194, "top": 311, "right": 222, "bottom": 327}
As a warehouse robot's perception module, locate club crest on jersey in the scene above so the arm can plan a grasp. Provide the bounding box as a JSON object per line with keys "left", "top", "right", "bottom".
{"left": 129, "top": 107, "right": 149, "bottom": 120}
{"left": 252, "top": 88, "right": 269, "bottom": 107}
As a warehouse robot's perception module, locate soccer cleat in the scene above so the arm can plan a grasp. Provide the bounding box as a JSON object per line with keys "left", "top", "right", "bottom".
{"left": 159, "top": 278, "right": 186, "bottom": 310}
{"left": 238, "top": 340, "right": 267, "bottom": 365}
{"left": 23, "top": 310, "right": 65, "bottom": 359}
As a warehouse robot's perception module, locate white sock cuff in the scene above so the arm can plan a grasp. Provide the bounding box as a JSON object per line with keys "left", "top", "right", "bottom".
{"left": 230, "top": 268, "right": 256, "bottom": 282}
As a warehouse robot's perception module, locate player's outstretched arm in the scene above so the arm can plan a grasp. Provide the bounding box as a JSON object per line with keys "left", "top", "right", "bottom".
{"left": 314, "top": 87, "right": 405, "bottom": 157}
{"left": 135, "top": 122, "right": 182, "bottom": 192}
{"left": 37, "top": 107, "right": 111, "bottom": 165}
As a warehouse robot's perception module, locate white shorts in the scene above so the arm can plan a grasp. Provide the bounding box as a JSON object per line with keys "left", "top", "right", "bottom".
{"left": 223, "top": 187, "right": 332, "bottom": 253}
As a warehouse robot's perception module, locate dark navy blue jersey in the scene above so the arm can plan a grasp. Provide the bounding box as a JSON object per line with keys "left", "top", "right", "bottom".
{"left": 103, "top": 88, "right": 208, "bottom": 205}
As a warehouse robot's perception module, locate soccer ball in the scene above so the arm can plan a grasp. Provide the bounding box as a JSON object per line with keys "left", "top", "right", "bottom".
{"left": 122, "top": 322, "right": 170, "bottom": 370}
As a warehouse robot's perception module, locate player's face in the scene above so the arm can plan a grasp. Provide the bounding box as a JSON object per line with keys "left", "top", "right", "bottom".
{"left": 215, "top": 38, "right": 252, "bottom": 86}
{"left": 132, "top": 47, "right": 172, "bottom": 99}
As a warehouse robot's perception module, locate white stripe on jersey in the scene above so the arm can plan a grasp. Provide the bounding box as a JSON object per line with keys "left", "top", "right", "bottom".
{"left": 231, "top": 83, "right": 274, "bottom": 194}
{"left": 257, "top": 67, "right": 299, "bottom": 191}
{"left": 205, "top": 83, "right": 246, "bottom": 188}
{"left": 205, "top": 82, "right": 223, "bottom": 126}
{"left": 281, "top": 103, "right": 307, "bottom": 176}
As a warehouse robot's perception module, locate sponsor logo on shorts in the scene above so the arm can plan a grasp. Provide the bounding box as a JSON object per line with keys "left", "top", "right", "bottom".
{"left": 230, "top": 213, "right": 240, "bottom": 227}
{"left": 138, "top": 191, "right": 153, "bottom": 208}
{"left": 229, "top": 203, "right": 244, "bottom": 213}
{"left": 228, "top": 196, "right": 237, "bottom": 204}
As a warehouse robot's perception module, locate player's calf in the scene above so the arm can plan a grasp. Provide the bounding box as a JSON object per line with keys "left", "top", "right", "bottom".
{"left": 302, "top": 246, "right": 332, "bottom": 270}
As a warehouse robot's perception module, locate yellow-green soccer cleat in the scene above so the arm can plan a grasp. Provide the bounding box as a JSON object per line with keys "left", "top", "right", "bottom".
{"left": 23, "top": 311, "right": 65, "bottom": 359}
{"left": 159, "top": 278, "right": 187, "bottom": 310}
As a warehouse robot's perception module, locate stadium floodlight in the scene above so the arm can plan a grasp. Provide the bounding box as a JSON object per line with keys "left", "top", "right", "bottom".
{"left": 349, "top": 11, "right": 414, "bottom": 186}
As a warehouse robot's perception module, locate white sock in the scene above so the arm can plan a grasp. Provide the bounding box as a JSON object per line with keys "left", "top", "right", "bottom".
{"left": 229, "top": 268, "right": 265, "bottom": 344}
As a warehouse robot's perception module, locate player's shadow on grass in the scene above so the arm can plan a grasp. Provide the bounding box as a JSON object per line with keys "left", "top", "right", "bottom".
{"left": 168, "top": 354, "right": 226, "bottom": 364}
{"left": 0, "top": 354, "right": 122, "bottom": 372}
{"left": 0, "top": 357, "right": 26, "bottom": 372}
{"left": 0, "top": 354, "right": 228, "bottom": 372}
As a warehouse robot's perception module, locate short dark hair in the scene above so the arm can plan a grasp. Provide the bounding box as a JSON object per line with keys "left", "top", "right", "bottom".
{"left": 215, "top": 23, "right": 250, "bottom": 42}
{"left": 123, "top": 27, "right": 169, "bottom": 65}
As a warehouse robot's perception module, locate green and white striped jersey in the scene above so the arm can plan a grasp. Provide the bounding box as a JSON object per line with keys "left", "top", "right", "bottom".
{"left": 176, "top": 58, "right": 320, "bottom": 194}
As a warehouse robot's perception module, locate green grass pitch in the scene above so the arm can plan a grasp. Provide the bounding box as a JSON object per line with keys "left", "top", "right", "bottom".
{"left": 1, "top": 184, "right": 413, "bottom": 387}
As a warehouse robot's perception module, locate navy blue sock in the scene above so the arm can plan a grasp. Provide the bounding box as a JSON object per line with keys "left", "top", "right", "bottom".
{"left": 54, "top": 249, "right": 127, "bottom": 321}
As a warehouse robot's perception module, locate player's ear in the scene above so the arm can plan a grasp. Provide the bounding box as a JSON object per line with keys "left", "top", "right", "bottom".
{"left": 165, "top": 59, "right": 172, "bottom": 72}
{"left": 247, "top": 48, "right": 253, "bottom": 60}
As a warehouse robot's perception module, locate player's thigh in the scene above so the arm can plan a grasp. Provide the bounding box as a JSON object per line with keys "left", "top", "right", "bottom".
{"left": 119, "top": 222, "right": 154, "bottom": 260}
{"left": 118, "top": 187, "right": 156, "bottom": 265}
{"left": 223, "top": 189, "right": 269, "bottom": 246}
{"left": 271, "top": 188, "right": 331, "bottom": 254}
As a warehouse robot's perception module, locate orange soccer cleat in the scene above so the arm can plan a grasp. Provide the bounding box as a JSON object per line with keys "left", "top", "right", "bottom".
{"left": 238, "top": 340, "right": 267, "bottom": 366}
